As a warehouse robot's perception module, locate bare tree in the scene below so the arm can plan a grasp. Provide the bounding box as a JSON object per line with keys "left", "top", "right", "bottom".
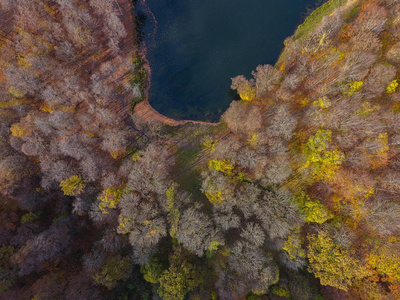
{"left": 176, "top": 207, "right": 220, "bottom": 256}
{"left": 228, "top": 241, "right": 278, "bottom": 294}
{"left": 252, "top": 64, "right": 280, "bottom": 95}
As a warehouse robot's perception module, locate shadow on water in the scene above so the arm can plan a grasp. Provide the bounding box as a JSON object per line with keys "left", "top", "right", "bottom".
{"left": 135, "top": 12, "right": 147, "bottom": 44}
{"left": 135, "top": 0, "right": 321, "bottom": 122}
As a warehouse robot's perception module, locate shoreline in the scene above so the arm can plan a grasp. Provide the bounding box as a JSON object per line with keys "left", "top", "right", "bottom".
{"left": 132, "top": 0, "right": 219, "bottom": 127}
{"left": 133, "top": 99, "right": 219, "bottom": 126}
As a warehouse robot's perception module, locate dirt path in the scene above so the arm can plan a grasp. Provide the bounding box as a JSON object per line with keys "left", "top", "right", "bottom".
{"left": 133, "top": 100, "right": 219, "bottom": 126}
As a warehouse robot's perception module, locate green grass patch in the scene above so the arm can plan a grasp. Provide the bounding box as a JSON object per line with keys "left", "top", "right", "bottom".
{"left": 175, "top": 147, "right": 201, "bottom": 172}
{"left": 176, "top": 168, "right": 205, "bottom": 200}
{"left": 184, "top": 126, "right": 222, "bottom": 145}
{"left": 166, "top": 122, "right": 226, "bottom": 144}
{"left": 293, "top": 0, "right": 347, "bottom": 40}
{"left": 344, "top": 4, "right": 360, "bottom": 22}
{"left": 173, "top": 147, "right": 206, "bottom": 198}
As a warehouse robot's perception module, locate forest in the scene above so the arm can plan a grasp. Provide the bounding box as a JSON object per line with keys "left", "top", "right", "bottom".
{"left": 0, "top": 0, "right": 400, "bottom": 299}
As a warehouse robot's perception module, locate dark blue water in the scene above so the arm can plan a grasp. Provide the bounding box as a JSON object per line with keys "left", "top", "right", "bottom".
{"left": 138, "top": 0, "right": 319, "bottom": 122}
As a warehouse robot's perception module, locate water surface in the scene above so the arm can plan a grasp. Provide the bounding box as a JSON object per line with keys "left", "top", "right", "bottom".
{"left": 138, "top": 0, "right": 319, "bottom": 121}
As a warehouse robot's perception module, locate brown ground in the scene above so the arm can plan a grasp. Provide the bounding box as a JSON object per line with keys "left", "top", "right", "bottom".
{"left": 133, "top": 100, "right": 219, "bottom": 126}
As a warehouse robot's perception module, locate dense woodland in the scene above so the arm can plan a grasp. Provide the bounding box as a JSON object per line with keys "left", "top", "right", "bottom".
{"left": 1, "top": 0, "right": 400, "bottom": 299}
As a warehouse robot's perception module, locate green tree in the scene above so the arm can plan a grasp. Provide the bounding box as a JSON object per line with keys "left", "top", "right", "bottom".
{"left": 94, "top": 256, "right": 133, "bottom": 290}
{"left": 165, "top": 183, "right": 180, "bottom": 238}
{"left": 141, "top": 257, "right": 165, "bottom": 284}
{"left": 21, "top": 212, "right": 40, "bottom": 223}
{"left": 283, "top": 227, "right": 305, "bottom": 259}
{"left": 158, "top": 260, "right": 203, "bottom": 300}
{"left": 271, "top": 285, "right": 291, "bottom": 299}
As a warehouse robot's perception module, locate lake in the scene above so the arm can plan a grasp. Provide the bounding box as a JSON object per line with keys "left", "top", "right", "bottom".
{"left": 137, "top": 0, "right": 320, "bottom": 122}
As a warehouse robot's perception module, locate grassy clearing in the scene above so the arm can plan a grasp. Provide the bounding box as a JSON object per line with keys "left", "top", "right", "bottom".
{"left": 176, "top": 168, "right": 205, "bottom": 199}
{"left": 165, "top": 122, "right": 226, "bottom": 143}
{"left": 293, "top": 0, "right": 347, "bottom": 40}
{"left": 175, "top": 147, "right": 201, "bottom": 171}
{"left": 167, "top": 123, "right": 228, "bottom": 198}
{"left": 173, "top": 147, "right": 206, "bottom": 199}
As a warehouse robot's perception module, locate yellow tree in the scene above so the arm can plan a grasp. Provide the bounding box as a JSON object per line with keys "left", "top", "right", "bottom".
{"left": 60, "top": 175, "right": 85, "bottom": 196}
{"left": 366, "top": 237, "right": 400, "bottom": 283}
{"left": 231, "top": 75, "right": 256, "bottom": 101}
{"left": 98, "top": 186, "right": 125, "bottom": 214}
{"left": 293, "top": 192, "right": 333, "bottom": 224}
{"left": 301, "top": 129, "right": 344, "bottom": 181}
{"left": 307, "top": 231, "right": 371, "bottom": 290}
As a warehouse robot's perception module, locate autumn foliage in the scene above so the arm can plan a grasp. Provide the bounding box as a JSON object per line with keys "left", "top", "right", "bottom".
{"left": 1, "top": 0, "right": 400, "bottom": 299}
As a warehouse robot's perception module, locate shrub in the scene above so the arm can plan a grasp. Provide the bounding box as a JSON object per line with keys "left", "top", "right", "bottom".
{"left": 21, "top": 212, "right": 40, "bottom": 223}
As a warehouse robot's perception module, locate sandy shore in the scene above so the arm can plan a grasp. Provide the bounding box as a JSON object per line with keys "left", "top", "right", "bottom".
{"left": 133, "top": 100, "right": 218, "bottom": 127}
